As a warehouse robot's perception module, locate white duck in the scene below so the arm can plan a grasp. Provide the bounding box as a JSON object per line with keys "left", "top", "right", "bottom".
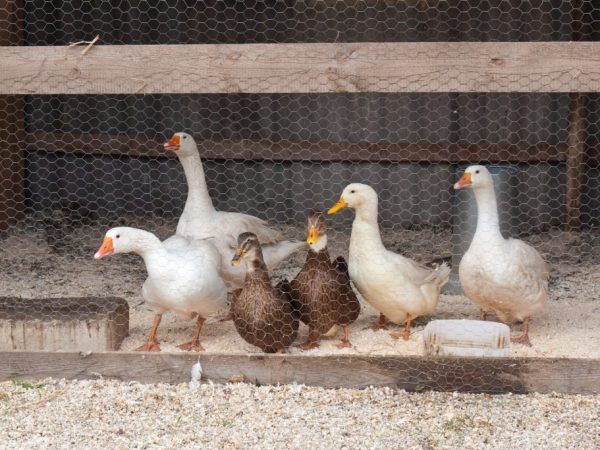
{"left": 454, "top": 165, "right": 549, "bottom": 346}
{"left": 328, "top": 183, "right": 451, "bottom": 340}
{"left": 163, "top": 132, "right": 303, "bottom": 288}
{"left": 94, "top": 227, "right": 227, "bottom": 352}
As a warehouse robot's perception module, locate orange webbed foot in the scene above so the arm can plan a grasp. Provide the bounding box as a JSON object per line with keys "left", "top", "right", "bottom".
{"left": 389, "top": 330, "right": 410, "bottom": 341}
{"left": 177, "top": 341, "right": 206, "bottom": 352}
{"left": 336, "top": 339, "right": 351, "bottom": 349}
{"left": 134, "top": 341, "right": 161, "bottom": 352}
{"left": 511, "top": 333, "right": 532, "bottom": 347}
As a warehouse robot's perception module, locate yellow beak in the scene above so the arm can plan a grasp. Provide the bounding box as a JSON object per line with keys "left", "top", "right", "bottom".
{"left": 306, "top": 226, "right": 319, "bottom": 245}
{"left": 454, "top": 172, "right": 473, "bottom": 190}
{"left": 327, "top": 197, "right": 348, "bottom": 215}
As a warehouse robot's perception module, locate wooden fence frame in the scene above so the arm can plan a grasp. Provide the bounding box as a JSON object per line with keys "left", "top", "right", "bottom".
{"left": 2, "top": 352, "right": 600, "bottom": 394}
{"left": 1, "top": 42, "right": 598, "bottom": 231}
{"left": 1, "top": 41, "right": 599, "bottom": 392}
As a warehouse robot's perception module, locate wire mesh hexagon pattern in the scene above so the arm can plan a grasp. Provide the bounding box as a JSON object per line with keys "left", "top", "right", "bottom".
{"left": 0, "top": 1, "right": 598, "bottom": 359}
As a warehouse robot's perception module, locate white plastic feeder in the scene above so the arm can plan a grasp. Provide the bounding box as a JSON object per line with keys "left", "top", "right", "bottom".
{"left": 423, "top": 319, "right": 511, "bottom": 357}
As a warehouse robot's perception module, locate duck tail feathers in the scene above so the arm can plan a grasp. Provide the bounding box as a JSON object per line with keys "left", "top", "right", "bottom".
{"left": 425, "top": 262, "right": 451, "bottom": 288}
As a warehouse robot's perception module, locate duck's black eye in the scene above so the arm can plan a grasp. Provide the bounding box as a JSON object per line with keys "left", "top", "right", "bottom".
{"left": 182, "top": 136, "right": 187, "bottom": 140}
{"left": 116, "top": 234, "right": 120, "bottom": 239}
{"left": 475, "top": 170, "right": 480, "bottom": 174}
{"left": 350, "top": 190, "right": 356, "bottom": 194}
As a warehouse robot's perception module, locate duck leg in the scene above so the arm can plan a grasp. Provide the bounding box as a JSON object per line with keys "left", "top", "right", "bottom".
{"left": 511, "top": 317, "right": 532, "bottom": 347}
{"left": 480, "top": 309, "right": 487, "bottom": 321}
{"left": 375, "top": 313, "right": 389, "bottom": 330}
{"left": 177, "top": 316, "right": 206, "bottom": 352}
{"left": 296, "top": 329, "right": 319, "bottom": 350}
{"left": 336, "top": 325, "right": 351, "bottom": 349}
{"left": 390, "top": 313, "right": 412, "bottom": 341}
{"left": 135, "top": 314, "right": 162, "bottom": 352}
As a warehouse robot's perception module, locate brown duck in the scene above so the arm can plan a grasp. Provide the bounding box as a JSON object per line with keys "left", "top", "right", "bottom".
{"left": 290, "top": 212, "right": 361, "bottom": 349}
{"left": 230, "top": 232, "right": 299, "bottom": 353}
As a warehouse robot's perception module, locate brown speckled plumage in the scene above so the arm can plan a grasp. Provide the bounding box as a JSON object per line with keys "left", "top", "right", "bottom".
{"left": 231, "top": 233, "right": 298, "bottom": 353}
{"left": 290, "top": 213, "right": 360, "bottom": 345}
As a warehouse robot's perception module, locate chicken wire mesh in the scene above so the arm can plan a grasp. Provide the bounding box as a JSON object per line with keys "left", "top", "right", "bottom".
{"left": 0, "top": 1, "right": 598, "bottom": 358}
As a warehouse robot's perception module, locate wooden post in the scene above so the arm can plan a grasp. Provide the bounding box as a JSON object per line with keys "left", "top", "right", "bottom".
{"left": 0, "top": 1, "right": 24, "bottom": 230}
{"left": 565, "top": 94, "right": 586, "bottom": 231}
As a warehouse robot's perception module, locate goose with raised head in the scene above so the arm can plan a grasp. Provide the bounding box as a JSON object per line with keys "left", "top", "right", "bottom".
{"left": 454, "top": 165, "right": 549, "bottom": 346}
{"left": 328, "top": 183, "right": 450, "bottom": 341}
{"left": 163, "top": 132, "right": 303, "bottom": 288}
{"left": 290, "top": 211, "right": 360, "bottom": 349}
{"left": 94, "top": 227, "right": 227, "bottom": 352}
{"left": 230, "top": 232, "right": 299, "bottom": 353}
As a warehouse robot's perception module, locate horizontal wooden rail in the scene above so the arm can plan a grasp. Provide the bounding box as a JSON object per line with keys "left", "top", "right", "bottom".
{"left": 26, "top": 131, "right": 567, "bottom": 163}
{"left": 2, "top": 352, "right": 599, "bottom": 394}
{"left": 1, "top": 42, "right": 600, "bottom": 94}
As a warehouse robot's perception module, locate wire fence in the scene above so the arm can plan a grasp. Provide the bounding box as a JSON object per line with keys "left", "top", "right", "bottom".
{"left": 0, "top": 1, "right": 598, "bottom": 357}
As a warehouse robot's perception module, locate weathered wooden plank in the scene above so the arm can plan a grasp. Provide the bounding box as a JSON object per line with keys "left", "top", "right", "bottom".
{"left": 1, "top": 352, "right": 599, "bottom": 394}
{"left": 0, "top": 0, "right": 24, "bottom": 229}
{"left": 26, "top": 131, "right": 568, "bottom": 163}
{"left": 2, "top": 42, "right": 600, "bottom": 95}
{"left": 566, "top": 93, "right": 587, "bottom": 231}
{"left": 0, "top": 297, "right": 129, "bottom": 352}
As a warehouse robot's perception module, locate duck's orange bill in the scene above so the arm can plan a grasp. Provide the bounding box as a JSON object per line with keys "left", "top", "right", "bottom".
{"left": 327, "top": 197, "right": 348, "bottom": 215}
{"left": 454, "top": 172, "right": 472, "bottom": 190}
{"left": 94, "top": 236, "right": 114, "bottom": 259}
{"left": 231, "top": 249, "right": 244, "bottom": 266}
{"left": 306, "top": 226, "right": 319, "bottom": 245}
{"left": 163, "top": 135, "right": 180, "bottom": 152}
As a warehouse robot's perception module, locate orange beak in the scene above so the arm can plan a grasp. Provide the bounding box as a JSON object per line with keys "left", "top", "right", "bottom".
{"left": 163, "top": 135, "right": 180, "bottom": 152}
{"left": 454, "top": 172, "right": 472, "bottom": 190}
{"left": 231, "top": 248, "right": 244, "bottom": 266}
{"left": 327, "top": 197, "right": 348, "bottom": 215}
{"left": 94, "top": 236, "right": 114, "bottom": 259}
{"left": 306, "top": 226, "right": 319, "bottom": 245}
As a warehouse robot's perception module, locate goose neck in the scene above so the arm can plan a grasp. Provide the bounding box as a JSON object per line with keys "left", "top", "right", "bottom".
{"left": 472, "top": 185, "right": 503, "bottom": 241}
{"left": 179, "top": 152, "right": 215, "bottom": 215}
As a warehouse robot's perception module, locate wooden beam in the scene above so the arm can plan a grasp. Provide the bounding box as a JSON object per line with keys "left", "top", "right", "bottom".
{"left": 2, "top": 42, "right": 600, "bottom": 94}
{"left": 26, "top": 131, "right": 567, "bottom": 163}
{"left": 566, "top": 93, "right": 587, "bottom": 231}
{"left": 0, "top": 0, "right": 24, "bottom": 230}
{"left": 1, "top": 352, "right": 599, "bottom": 394}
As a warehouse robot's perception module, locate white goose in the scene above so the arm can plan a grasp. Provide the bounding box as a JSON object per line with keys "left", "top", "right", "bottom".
{"left": 328, "top": 183, "right": 451, "bottom": 340}
{"left": 163, "top": 132, "right": 303, "bottom": 288}
{"left": 94, "top": 227, "right": 227, "bottom": 352}
{"left": 454, "top": 165, "right": 548, "bottom": 346}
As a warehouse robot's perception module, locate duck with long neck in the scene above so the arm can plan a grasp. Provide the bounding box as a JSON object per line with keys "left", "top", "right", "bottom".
{"left": 94, "top": 226, "right": 227, "bottom": 352}
{"left": 290, "top": 212, "right": 360, "bottom": 349}
{"left": 230, "top": 232, "right": 299, "bottom": 353}
{"left": 455, "top": 165, "right": 549, "bottom": 346}
{"left": 163, "top": 132, "right": 303, "bottom": 288}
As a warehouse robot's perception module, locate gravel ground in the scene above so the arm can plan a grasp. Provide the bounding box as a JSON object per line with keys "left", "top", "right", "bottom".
{"left": 0, "top": 379, "right": 598, "bottom": 449}
{"left": 0, "top": 217, "right": 598, "bottom": 357}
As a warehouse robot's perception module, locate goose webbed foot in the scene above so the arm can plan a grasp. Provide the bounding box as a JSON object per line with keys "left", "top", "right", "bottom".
{"left": 390, "top": 313, "right": 412, "bottom": 341}
{"left": 135, "top": 340, "right": 161, "bottom": 352}
{"left": 177, "top": 340, "right": 205, "bottom": 352}
{"left": 511, "top": 317, "right": 532, "bottom": 347}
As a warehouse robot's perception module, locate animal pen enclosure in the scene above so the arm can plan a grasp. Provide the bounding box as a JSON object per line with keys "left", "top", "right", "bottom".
{"left": 1, "top": 1, "right": 599, "bottom": 393}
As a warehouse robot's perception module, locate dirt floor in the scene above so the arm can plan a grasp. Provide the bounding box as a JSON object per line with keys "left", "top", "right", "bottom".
{"left": 0, "top": 215, "right": 598, "bottom": 358}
